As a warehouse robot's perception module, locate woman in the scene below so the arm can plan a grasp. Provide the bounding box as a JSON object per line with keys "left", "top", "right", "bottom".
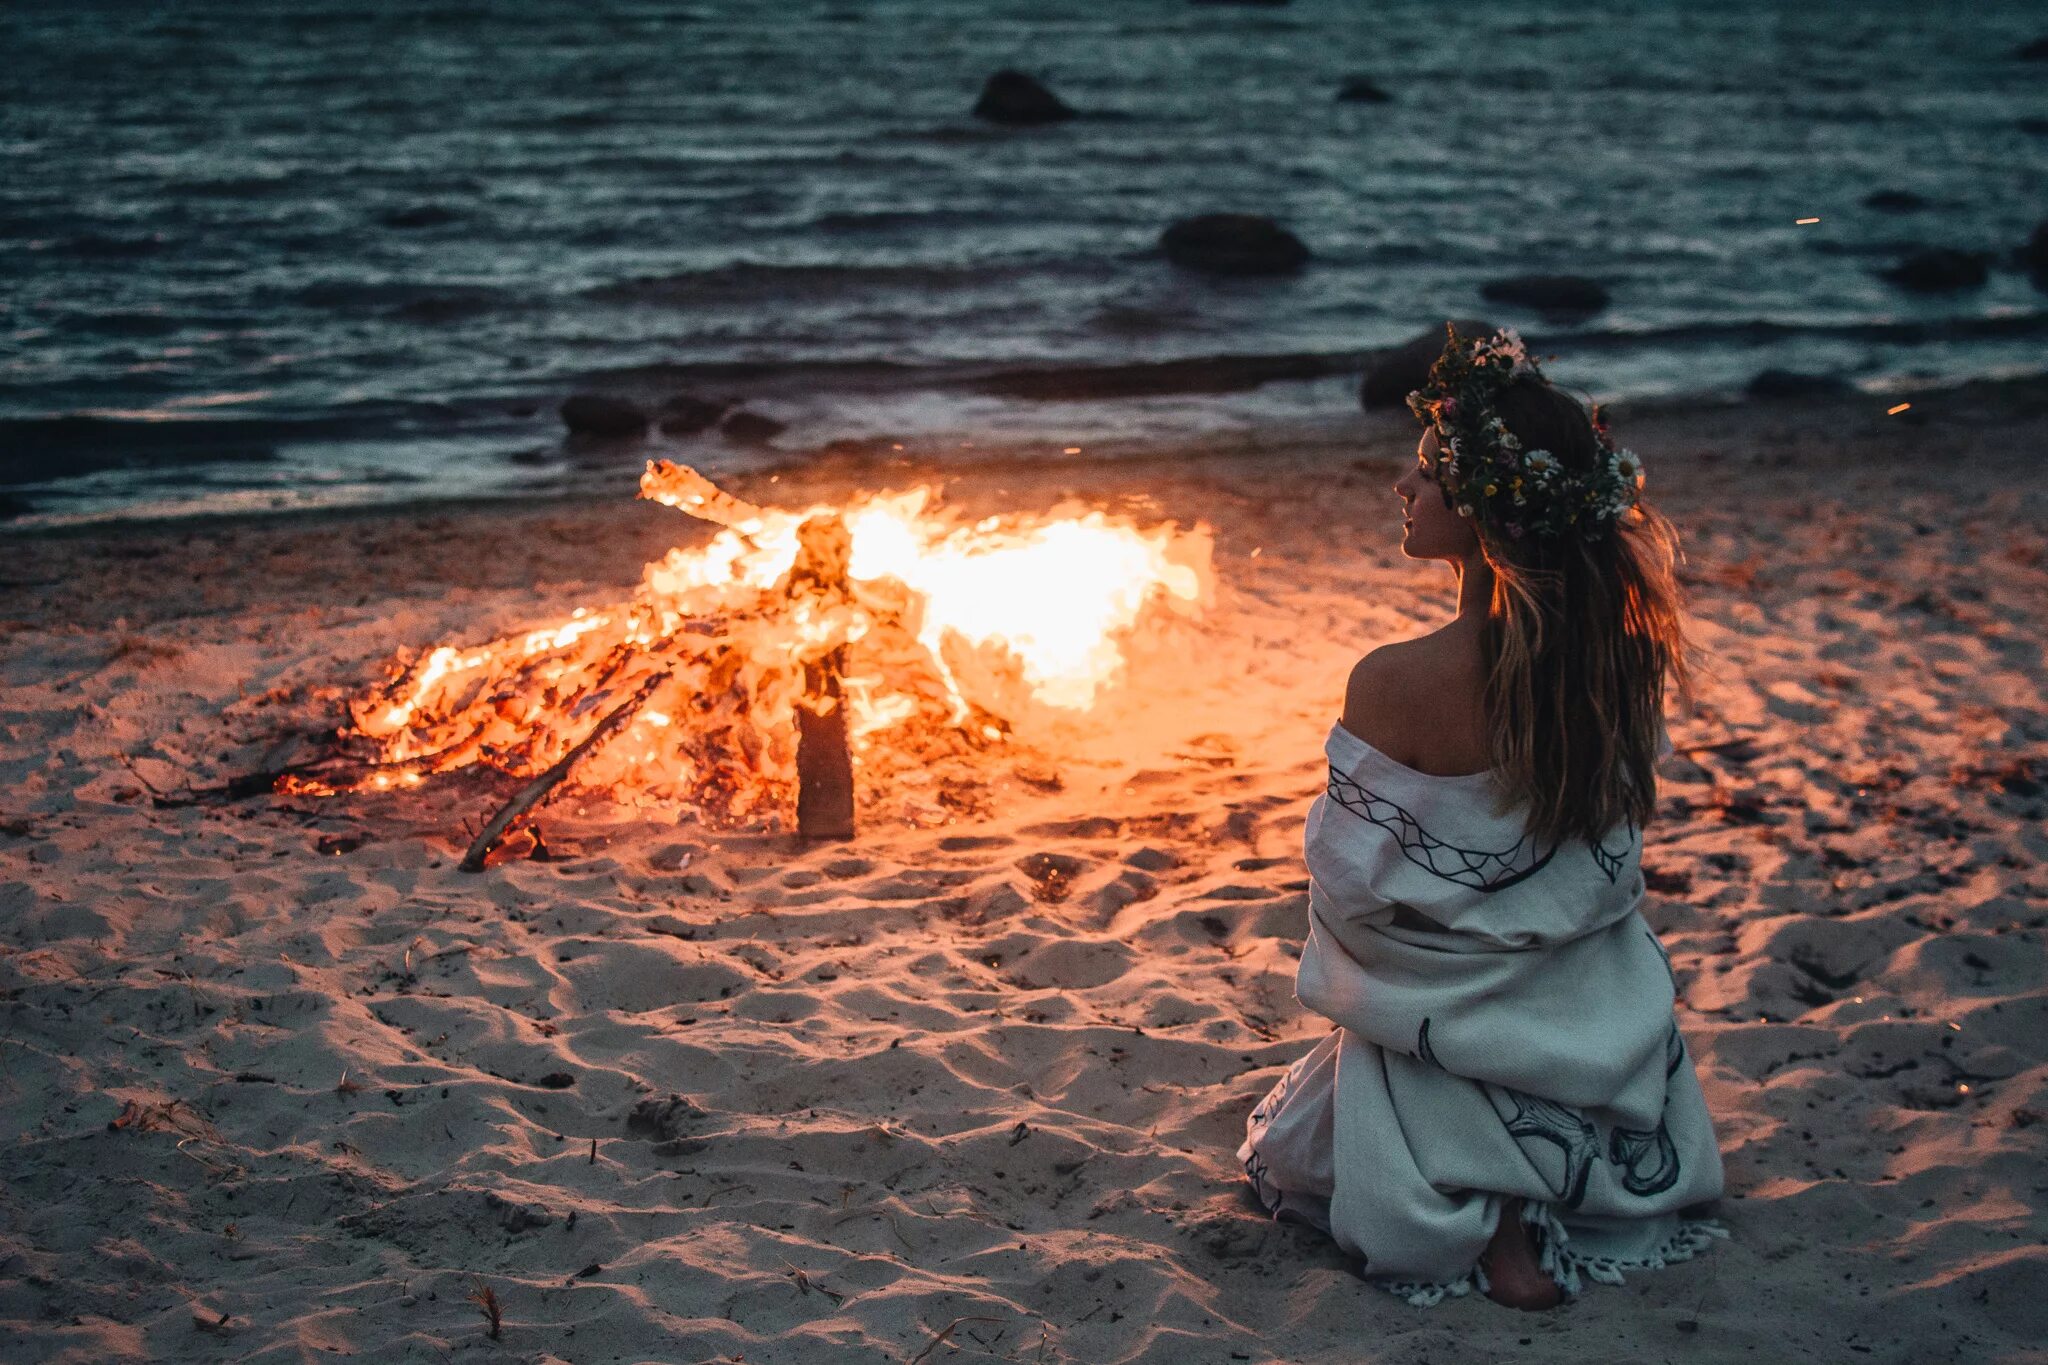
{"left": 1238, "top": 325, "right": 1728, "bottom": 1310}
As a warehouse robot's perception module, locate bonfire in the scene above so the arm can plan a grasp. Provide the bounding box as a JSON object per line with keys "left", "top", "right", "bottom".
{"left": 280, "top": 462, "right": 1213, "bottom": 865}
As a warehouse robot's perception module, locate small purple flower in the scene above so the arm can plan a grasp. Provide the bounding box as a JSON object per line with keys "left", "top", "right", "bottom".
{"left": 1506, "top": 521, "right": 1526, "bottom": 539}
{"left": 1439, "top": 398, "right": 1459, "bottom": 419}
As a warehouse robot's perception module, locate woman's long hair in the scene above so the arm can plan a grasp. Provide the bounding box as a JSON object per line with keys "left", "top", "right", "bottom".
{"left": 1475, "top": 378, "right": 1692, "bottom": 848}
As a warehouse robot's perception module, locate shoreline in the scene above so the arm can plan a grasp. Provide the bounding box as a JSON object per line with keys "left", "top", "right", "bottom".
{"left": 6, "top": 367, "right": 2046, "bottom": 542}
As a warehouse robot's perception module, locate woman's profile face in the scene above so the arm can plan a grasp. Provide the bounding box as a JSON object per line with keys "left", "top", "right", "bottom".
{"left": 1393, "top": 427, "right": 1480, "bottom": 562}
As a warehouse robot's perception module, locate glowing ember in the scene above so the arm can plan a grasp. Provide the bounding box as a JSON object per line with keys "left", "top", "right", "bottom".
{"left": 294, "top": 462, "right": 1213, "bottom": 824}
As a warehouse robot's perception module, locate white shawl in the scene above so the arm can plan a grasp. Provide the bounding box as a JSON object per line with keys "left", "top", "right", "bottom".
{"left": 1239, "top": 723, "right": 1729, "bottom": 1304}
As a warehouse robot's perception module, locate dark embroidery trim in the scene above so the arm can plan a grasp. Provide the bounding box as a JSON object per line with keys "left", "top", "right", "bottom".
{"left": 1485, "top": 1083, "right": 1600, "bottom": 1209}
{"left": 1591, "top": 822, "right": 1637, "bottom": 882}
{"left": 1608, "top": 1121, "right": 1681, "bottom": 1197}
{"left": 1606, "top": 1024, "right": 1686, "bottom": 1195}
{"left": 1325, "top": 768, "right": 1635, "bottom": 890}
{"left": 1416, "top": 1016, "right": 1441, "bottom": 1067}
{"left": 1326, "top": 767, "right": 1555, "bottom": 891}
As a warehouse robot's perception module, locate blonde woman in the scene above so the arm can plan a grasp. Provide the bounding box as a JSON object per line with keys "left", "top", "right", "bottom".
{"left": 1238, "top": 326, "right": 1728, "bottom": 1310}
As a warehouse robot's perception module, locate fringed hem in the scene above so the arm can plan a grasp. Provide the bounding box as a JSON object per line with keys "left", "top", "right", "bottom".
{"left": 1374, "top": 1201, "right": 1733, "bottom": 1309}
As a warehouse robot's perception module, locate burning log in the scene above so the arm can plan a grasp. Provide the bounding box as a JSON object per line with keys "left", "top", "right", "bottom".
{"left": 459, "top": 670, "right": 670, "bottom": 872}
{"left": 785, "top": 513, "right": 856, "bottom": 839}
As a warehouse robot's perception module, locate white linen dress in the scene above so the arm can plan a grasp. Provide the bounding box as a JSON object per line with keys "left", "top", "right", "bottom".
{"left": 1238, "top": 722, "right": 1729, "bottom": 1306}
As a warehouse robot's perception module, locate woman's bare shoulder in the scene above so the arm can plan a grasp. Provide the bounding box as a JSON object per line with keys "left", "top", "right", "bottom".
{"left": 1341, "top": 629, "right": 1486, "bottom": 765}
{"left": 1341, "top": 638, "right": 1433, "bottom": 745}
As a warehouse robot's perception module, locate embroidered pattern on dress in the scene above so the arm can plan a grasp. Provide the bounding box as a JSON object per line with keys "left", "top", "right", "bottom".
{"left": 1326, "top": 767, "right": 1555, "bottom": 891}
{"left": 1484, "top": 1084, "right": 1601, "bottom": 1209}
{"left": 1590, "top": 822, "right": 1636, "bottom": 882}
{"left": 1325, "top": 768, "right": 1636, "bottom": 890}
{"left": 1415, "top": 1016, "right": 1441, "bottom": 1067}
{"left": 1607, "top": 1119, "right": 1682, "bottom": 1197}
{"left": 1605, "top": 1026, "right": 1686, "bottom": 1195}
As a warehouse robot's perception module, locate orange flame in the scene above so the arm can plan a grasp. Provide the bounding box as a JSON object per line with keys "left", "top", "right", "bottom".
{"left": 308, "top": 462, "right": 1213, "bottom": 822}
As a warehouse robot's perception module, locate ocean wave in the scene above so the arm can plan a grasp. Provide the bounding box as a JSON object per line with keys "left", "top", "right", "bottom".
{"left": 0, "top": 402, "right": 461, "bottom": 488}
{"left": 581, "top": 259, "right": 1094, "bottom": 307}
{"left": 51, "top": 230, "right": 174, "bottom": 259}
{"left": 810, "top": 208, "right": 1005, "bottom": 234}
{"left": 280, "top": 278, "right": 517, "bottom": 317}
{"left": 1533, "top": 312, "right": 2048, "bottom": 351}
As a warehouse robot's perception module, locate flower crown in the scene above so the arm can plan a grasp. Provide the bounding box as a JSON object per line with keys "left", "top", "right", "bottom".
{"left": 1404, "top": 323, "right": 1644, "bottom": 542}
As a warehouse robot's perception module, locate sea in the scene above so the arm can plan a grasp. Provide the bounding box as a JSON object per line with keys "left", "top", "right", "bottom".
{"left": 4, "top": 0, "right": 2046, "bottom": 525}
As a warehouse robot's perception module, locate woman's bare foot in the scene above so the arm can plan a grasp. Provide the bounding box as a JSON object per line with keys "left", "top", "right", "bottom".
{"left": 1480, "top": 1197, "right": 1564, "bottom": 1311}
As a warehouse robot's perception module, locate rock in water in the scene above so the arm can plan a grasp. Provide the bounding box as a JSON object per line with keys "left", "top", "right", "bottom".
{"left": 721, "top": 410, "right": 787, "bottom": 445}
{"left": 559, "top": 394, "right": 648, "bottom": 439}
{"left": 1745, "top": 369, "right": 1855, "bottom": 401}
{"left": 1878, "top": 248, "right": 1989, "bottom": 293}
{"left": 1336, "top": 76, "right": 1392, "bottom": 103}
{"left": 1359, "top": 319, "right": 1496, "bottom": 410}
{"left": 1159, "top": 214, "right": 1310, "bottom": 276}
{"left": 972, "top": 70, "right": 1076, "bottom": 126}
{"left": 658, "top": 394, "right": 729, "bottom": 436}
{"left": 1479, "top": 274, "right": 1610, "bottom": 315}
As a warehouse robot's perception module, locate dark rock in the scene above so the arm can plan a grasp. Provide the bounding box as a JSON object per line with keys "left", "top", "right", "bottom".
{"left": 1479, "top": 274, "right": 1610, "bottom": 315}
{"left": 2024, "top": 220, "right": 2048, "bottom": 285}
{"left": 657, "top": 394, "right": 729, "bottom": 436}
{"left": 380, "top": 203, "right": 459, "bottom": 229}
{"left": 1336, "top": 76, "right": 1392, "bottom": 103}
{"left": 1878, "top": 248, "right": 1989, "bottom": 293}
{"left": 720, "top": 410, "right": 787, "bottom": 445}
{"left": 534, "top": 1072, "right": 576, "bottom": 1089}
{"left": 972, "top": 70, "right": 1076, "bottom": 126}
{"left": 2015, "top": 36, "right": 2048, "bottom": 60}
{"left": 1159, "top": 214, "right": 1310, "bottom": 276}
{"left": 1745, "top": 369, "right": 1855, "bottom": 401}
{"left": 559, "top": 393, "right": 648, "bottom": 439}
{"left": 1359, "top": 319, "right": 1497, "bottom": 410}
{"left": 1863, "top": 189, "right": 1928, "bottom": 213}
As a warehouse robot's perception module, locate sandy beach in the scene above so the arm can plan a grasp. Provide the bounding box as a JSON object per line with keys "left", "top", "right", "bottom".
{"left": 2, "top": 376, "right": 2045, "bottom": 1364}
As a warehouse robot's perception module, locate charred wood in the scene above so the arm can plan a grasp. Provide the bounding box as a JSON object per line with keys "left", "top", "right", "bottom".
{"left": 459, "top": 671, "right": 669, "bottom": 873}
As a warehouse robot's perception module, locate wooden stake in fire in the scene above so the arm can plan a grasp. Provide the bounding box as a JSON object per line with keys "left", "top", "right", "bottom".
{"left": 784, "top": 513, "right": 856, "bottom": 840}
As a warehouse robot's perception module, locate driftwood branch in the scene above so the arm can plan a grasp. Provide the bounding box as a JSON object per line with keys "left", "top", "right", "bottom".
{"left": 459, "top": 672, "right": 669, "bottom": 873}
{"left": 150, "top": 730, "right": 343, "bottom": 808}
